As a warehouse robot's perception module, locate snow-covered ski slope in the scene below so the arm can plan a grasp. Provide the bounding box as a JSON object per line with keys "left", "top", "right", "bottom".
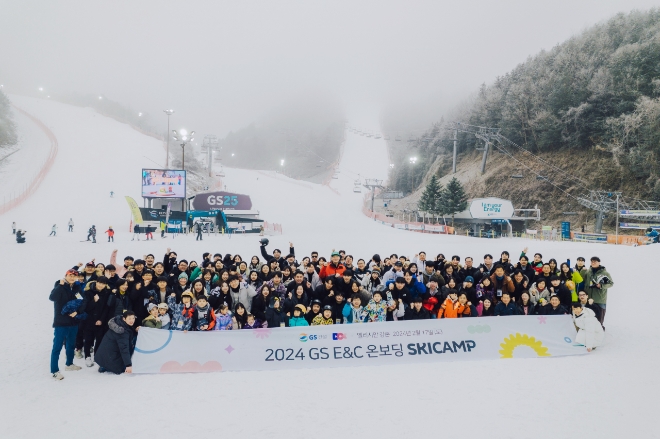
{"left": 0, "top": 96, "right": 657, "bottom": 439}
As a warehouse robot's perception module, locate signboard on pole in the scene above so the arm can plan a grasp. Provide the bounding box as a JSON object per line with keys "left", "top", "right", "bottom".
{"left": 192, "top": 191, "right": 253, "bottom": 211}
{"left": 469, "top": 197, "right": 514, "bottom": 219}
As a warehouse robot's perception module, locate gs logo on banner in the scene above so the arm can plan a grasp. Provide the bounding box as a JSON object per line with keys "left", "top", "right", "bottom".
{"left": 332, "top": 333, "right": 347, "bottom": 340}
{"left": 299, "top": 333, "right": 328, "bottom": 342}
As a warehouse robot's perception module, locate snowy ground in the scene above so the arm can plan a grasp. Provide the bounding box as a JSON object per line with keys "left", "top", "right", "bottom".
{"left": 0, "top": 96, "right": 656, "bottom": 439}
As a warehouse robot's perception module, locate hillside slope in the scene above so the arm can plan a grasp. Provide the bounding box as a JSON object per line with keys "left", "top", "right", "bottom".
{"left": 385, "top": 9, "right": 660, "bottom": 228}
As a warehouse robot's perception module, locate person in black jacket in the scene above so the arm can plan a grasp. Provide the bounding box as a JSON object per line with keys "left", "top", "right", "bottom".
{"left": 497, "top": 251, "right": 515, "bottom": 274}
{"left": 312, "top": 277, "right": 335, "bottom": 303}
{"left": 325, "top": 290, "right": 346, "bottom": 323}
{"left": 251, "top": 285, "right": 272, "bottom": 323}
{"left": 130, "top": 270, "right": 157, "bottom": 322}
{"left": 494, "top": 293, "right": 518, "bottom": 316}
{"left": 96, "top": 312, "right": 137, "bottom": 374}
{"left": 50, "top": 269, "right": 85, "bottom": 379}
{"left": 511, "top": 270, "right": 529, "bottom": 303}
{"left": 82, "top": 277, "right": 112, "bottom": 366}
{"left": 108, "top": 279, "right": 132, "bottom": 317}
{"left": 577, "top": 291, "right": 602, "bottom": 322}
{"left": 260, "top": 242, "right": 293, "bottom": 270}
{"left": 549, "top": 276, "right": 572, "bottom": 311}
{"left": 459, "top": 257, "right": 480, "bottom": 286}
{"left": 163, "top": 249, "right": 178, "bottom": 274}
{"left": 405, "top": 297, "right": 431, "bottom": 320}
{"left": 538, "top": 295, "right": 568, "bottom": 315}
{"left": 516, "top": 255, "right": 537, "bottom": 286}
{"left": 265, "top": 296, "right": 288, "bottom": 327}
{"left": 167, "top": 259, "right": 189, "bottom": 287}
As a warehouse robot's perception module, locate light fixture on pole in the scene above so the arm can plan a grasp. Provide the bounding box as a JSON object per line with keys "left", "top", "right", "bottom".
{"left": 163, "top": 109, "right": 175, "bottom": 168}
{"left": 172, "top": 129, "right": 195, "bottom": 170}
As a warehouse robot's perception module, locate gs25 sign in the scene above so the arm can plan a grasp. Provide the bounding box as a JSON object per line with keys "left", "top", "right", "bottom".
{"left": 208, "top": 195, "right": 238, "bottom": 206}
{"left": 192, "top": 191, "right": 253, "bottom": 211}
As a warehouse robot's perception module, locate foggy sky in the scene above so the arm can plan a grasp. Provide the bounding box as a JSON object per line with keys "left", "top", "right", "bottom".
{"left": 1, "top": 0, "right": 658, "bottom": 138}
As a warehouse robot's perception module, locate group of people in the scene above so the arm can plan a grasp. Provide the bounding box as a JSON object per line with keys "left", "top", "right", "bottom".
{"left": 49, "top": 240, "right": 611, "bottom": 379}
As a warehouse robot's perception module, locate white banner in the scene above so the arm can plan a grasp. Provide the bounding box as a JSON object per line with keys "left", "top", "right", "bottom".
{"left": 425, "top": 224, "right": 446, "bottom": 233}
{"left": 132, "top": 316, "right": 585, "bottom": 374}
{"left": 469, "top": 197, "right": 515, "bottom": 219}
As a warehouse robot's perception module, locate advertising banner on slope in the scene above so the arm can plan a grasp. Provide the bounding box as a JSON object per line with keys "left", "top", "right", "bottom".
{"left": 125, "top": 196, "right": 143, "bottom": 225}
{"left": 132, "top": 316, "right": 584, "bottom": 374}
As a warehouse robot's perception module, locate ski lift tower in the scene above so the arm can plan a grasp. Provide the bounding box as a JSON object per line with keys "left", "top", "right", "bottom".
{"left": 363, "top": 179, "right": 385, "bottom": 214}
{"left": 202, "top": 135, "right": 219, "bottom": 177}
{"left": 577, "top": 190, "right": 621, "bottom": 234}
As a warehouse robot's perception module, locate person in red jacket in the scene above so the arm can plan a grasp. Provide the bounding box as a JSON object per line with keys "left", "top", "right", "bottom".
{"left": 105, "top": 227, "right": 115, "bottom": 242}
{"left": 319, "top": 251, "right": 346, "bottom": 280}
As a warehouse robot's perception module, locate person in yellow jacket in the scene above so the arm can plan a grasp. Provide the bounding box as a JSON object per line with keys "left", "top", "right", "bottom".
{"left": 559, "top": 262, "right": 583, "bottom": 302}
{"left": 311, "top": 305, "right": 334, "bottom": 325}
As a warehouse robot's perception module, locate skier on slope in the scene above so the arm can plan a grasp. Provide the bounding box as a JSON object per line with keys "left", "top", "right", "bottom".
{"left": 68, "top": 218, "right": 74, "bottom": 232}
{"left": 50, "top": 224, "right": 57, "bottom": 237}
{"left": 87, "top": 225, "right": 97, "bottom": 243}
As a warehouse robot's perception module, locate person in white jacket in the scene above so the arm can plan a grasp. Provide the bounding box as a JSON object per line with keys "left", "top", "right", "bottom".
{"left": 572, "top": 303, "right": 604, "bottom": 352}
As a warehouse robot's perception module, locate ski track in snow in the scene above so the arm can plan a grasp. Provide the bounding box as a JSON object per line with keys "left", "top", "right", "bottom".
{"left": 0, "top": 96, "right": 657, "bottom": 439}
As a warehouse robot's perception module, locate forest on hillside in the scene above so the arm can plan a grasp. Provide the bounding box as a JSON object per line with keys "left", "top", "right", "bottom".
{"left": 388, "top": 9, "right": 660, "bottom": 201}
{"left": 0, "top": 91, "right": 17, "bottom": 150}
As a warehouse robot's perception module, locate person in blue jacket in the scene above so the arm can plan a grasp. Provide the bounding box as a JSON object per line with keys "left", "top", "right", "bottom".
{"left": 646, "top": 228, "right": 659, "bottom": 243}
{"left": 50, "top": 269, "right": 85, "bottom": 380}
{"left": 289, "top": 305, "right": 309, "bottom": 327}
{"left": 342, "top": 294, "right": 365, "bottom": 323}
{"left": 494, "top": 292, "right": 518, "bottom": 316}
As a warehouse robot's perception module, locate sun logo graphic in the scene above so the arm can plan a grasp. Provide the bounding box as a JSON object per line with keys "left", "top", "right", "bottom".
{"left": 499, "top": 333, "right": 550, "bottom": 358}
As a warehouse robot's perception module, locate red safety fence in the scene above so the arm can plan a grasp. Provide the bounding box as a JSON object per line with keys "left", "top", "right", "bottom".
{"left": 361, "top": 205, "right": 454, "bottom": 234}
{"left": 0, "top": 106, "right": 59, "bottom": 216}
{"left": 263, "top": 221, "right": 283, "bottom": 235}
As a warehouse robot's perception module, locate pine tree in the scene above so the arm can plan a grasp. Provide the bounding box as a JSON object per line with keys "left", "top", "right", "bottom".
{"left": 418, "top": 175, "right": 441, "bottom": 221}
{"left": 443, "top": 177, "right": 468, "bottom": 226}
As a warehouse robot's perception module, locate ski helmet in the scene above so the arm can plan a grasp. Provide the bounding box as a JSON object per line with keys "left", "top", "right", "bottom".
{"left": 259, "top": 238, "right": 269, "bottom": 246}
{"left": 323, "top": 305, "right": 333, "bottom": 312}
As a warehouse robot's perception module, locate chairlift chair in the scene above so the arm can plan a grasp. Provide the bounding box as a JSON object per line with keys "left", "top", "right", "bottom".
{"left": 395, "top": 135, "right": 401, "bottom": 141}
{"left": 384, "top": 135, "right": 390, "bottom": 140}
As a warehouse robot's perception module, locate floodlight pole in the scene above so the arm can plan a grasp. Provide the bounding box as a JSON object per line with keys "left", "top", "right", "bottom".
{"left": 452, "top": 129, "right": 457, "bottom": 173}
{"left": 164, "top": 109, "right": 175, "bottom": 168}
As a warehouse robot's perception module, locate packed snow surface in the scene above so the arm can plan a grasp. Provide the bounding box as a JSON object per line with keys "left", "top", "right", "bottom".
{"left": 0, "top": 96, "right": 656, "bottom": 438}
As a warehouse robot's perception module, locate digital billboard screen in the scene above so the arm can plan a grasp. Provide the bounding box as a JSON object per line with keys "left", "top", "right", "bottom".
{"left": 142, "top": 169, "right": 186, "bottom": 198}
